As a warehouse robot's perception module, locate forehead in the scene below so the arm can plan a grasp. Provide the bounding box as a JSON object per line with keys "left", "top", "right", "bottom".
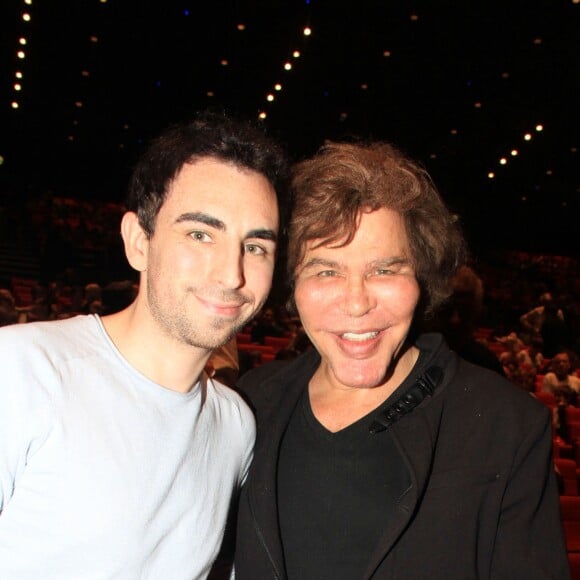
{"left": 160, "top": 157, "right": 278, "bottom": 225}
{"left": 302, "top": 207, "right": 410, "bottom": 260}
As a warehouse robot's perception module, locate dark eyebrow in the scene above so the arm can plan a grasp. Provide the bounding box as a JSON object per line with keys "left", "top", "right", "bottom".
{"left": 370, "top": 256, "right": 412, "bottom": 268}
{"left": 302, "top": 257, "right": 341, "bottom": 270}
{"left": 247, "top": 229, "right": 278, "bottom": 243}
{"left": 302, "top": 256, "right": 411, "bottom": 270}
{"left": 175, "top": 212, "right": 225, "bottom": 230}
{"left": 175, "top": 212, "right": 277, "bottom": 242}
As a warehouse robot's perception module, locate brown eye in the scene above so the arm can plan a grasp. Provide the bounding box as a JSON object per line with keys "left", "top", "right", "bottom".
{"left": 245, "top": 244, "right": 266, "bottom": 256}
{"left": 190, "top": 231, "right": 211, "bottom": 242}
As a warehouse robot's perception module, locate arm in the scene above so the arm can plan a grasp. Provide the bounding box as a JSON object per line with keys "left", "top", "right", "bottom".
{"left": 519, "top": 307, "right": 540, "bottom": 334}
{"left": 0, "top": 381, "right": 26, "bottom": 514}
{"left": 0, "top": 335, "right": 54, "bottom": 516}
{"left": 541, "top": 373, "right": 555, "bottom": 393}
{"left": 491, "top": 409, "right": 570, "bottom": 578}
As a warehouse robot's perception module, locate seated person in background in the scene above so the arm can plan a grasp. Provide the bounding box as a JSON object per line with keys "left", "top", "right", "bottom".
{"left": 101, "top": 279, "right": 138, "bottom": 314}
{"left": 497, "top": 332, "right": 537, "bottom": 391}
{"left": 274, "top": 325, "right": 314, "bottom": 361}
{"left": 527, "top": 337, "right": 545, "bottom": 372}
{"left": 0, "top": 289, "right": 18, "bottom": 327}
{"left": 425, "top": 264, "right": 505, "bottom": 376}
{"left": 234, "top": 140, "right": 568, "bottom": 579}
{"left": 80, "top": 282, "right": 103, "bottom": 313}
{"left": 542, "top": 350, "right": 580, "bottom": 405}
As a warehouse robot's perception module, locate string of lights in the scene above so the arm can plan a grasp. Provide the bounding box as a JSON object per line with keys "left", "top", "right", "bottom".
{"left": 1, "top": 0, "right": 576, "bottom": 247}
{"left": 9, "top": 0, "right": 33, "bottom": 111}
{"left": 257, "top": 26, "right": 312, "bottom": 121}
{"left": 250, "top": 4, "right": 572, "bottom": 201}
{"left": 487, "top": 125, "right": 544, "bottom": 180}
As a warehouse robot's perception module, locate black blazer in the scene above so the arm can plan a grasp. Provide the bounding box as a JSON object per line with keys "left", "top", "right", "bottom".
{"left": 234, "top": 334, "right": 569, "bottom": 579}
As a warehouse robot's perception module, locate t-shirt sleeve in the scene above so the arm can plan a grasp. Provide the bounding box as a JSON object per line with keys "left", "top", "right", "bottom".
{"left": 0, "top": 331, "right": 54, "bottom": 513}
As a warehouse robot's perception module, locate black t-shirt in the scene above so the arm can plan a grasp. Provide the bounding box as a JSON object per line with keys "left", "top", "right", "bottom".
{"left": 277, "top": 388, "right": 412, "bottom": 579}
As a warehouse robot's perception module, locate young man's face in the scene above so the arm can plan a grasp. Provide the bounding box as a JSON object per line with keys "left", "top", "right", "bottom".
{"left": 142, "top": 157, "right": 279, "bottom": 350}
{"left": 293, "top": 208, "right": 420, "bottom": 391}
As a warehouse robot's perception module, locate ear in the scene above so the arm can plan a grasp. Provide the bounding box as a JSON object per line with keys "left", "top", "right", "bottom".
{"left": 121, "top": 212, "right": 149, "bottom": 272}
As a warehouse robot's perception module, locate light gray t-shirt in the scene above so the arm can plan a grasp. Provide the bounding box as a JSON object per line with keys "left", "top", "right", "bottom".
{"left": 0, "top": 315, "right": 255, "bottom": 579}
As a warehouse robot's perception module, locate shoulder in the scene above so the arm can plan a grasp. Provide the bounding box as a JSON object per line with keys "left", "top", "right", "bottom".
{"left": 207, "top": 377, "right": 256, "bottom": 429}
{"left": 416, "top": 334, "right": 540, "bottom": 412}
{"left": 237, "top": 348, "right": 320, "bottom": 388}
{"left": 236, "top": 349, "right": 319, "bottom": 407}
{"left": 0, "top": 321, "right": 96, "bottom": 450}
{"left": 406, "top": 352, "right": 553, "bottom": 471}
{"left": 454, "top": 357, "right": 534, "bottom": 400}
{"left": 526, "top": 306, "right": 543, "bottom": 316}
{"left": 0, "top": 315, "right": 99, "bottom": 351}
{"left": 0, "top": 316, "right": 87, "bottom": 364}
{"left": 416, "top": 334, "right": 546, "bottom": 425}
{"left": 447, "top": 357, "right": 549, "bottom": 428}
{"left": 0, "top": 315, "right": 105, "bottom": 399}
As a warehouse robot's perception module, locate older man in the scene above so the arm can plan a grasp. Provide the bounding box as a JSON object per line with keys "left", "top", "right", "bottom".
{"left": 234, "top": 141, "right": 568, "bottom": 579}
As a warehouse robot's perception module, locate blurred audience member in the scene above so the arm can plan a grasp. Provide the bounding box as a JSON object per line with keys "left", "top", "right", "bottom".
{"left": 519, "top": 292, "right": 564, "bottom": 350}
{"left": 428, "top": 265, "right": 504, "bottom": 375}
{"left": 527, "top": 337, "right": 546, "bottom": 372}
{"left": 101, "top": 280, "right": 138, "bottom": 314}
{"left": 207, "top": 337, "right": 240, "bottom": 388}
{"left": 497, "top": 332, "right": 537, "bottom": 391}
{"left": 0, "top": 289, "right": 18, "bottom": 327}
{"left": 81, "top": 283, "right": 103, "bottom": 313}
{"left": 541, "top": 351, "right": 580, "bottom": 405}
{"left": 272, "top": 325, "right": 314, "bottom": 362}
{"left": 250, "top": 306, "right": 286, "bottom": 344}
{"left": 16, "top": 283, "right": 51, "bottom": 323}
{"left": 540, "top": 297, "right": 572, "bottom": 358}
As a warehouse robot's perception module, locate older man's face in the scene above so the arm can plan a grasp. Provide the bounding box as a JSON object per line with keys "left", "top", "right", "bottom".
{"left": 293, "top": 208, "right": 420, "bottom": 391}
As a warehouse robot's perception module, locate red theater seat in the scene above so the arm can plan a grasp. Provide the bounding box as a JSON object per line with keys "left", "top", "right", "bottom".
{"left": 555, "top": 458, "right": 579, "bottom": 496}
{"left": 560, "top": 496, "right": 580, "bottom": 553}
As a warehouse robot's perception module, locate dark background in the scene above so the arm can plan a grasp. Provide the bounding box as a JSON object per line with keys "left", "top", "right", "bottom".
{"left": 0, "top": 0, "right": 578, "bottom": 258}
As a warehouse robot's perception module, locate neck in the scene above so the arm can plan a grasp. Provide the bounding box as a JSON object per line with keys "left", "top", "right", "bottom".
{"left": 101, "top": 306, "right": 210, "bottom": 393}
{"left": 308, "top": 345, "right": 420, "bottom": 432}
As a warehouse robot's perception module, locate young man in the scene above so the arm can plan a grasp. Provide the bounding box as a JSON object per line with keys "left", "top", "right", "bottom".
{"left": 0, "top": 111, "right": 288, "bottom": 579}
{"left": 234, "top": 141, "right": 569, "bottom": 579}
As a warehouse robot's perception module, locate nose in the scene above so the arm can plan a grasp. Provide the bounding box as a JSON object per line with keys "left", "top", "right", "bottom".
{"left": 210, "top": 245, "right": 245, "bottom": 289}
{"left": 341, "top": 277, "right": 375, "bottom": 317}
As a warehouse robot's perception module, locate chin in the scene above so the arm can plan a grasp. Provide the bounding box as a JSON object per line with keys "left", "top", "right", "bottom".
{"left": 331, "top": 362, "right": 391, "bottom": 390}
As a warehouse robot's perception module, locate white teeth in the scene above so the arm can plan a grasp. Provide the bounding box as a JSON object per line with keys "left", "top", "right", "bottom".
{"left": 341, "top": 331, "right": 378, "bottom": 341}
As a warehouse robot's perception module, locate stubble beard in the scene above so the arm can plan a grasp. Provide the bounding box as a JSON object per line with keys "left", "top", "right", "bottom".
{"left": 147, "top": 281, "right": 258, "bottom": 350}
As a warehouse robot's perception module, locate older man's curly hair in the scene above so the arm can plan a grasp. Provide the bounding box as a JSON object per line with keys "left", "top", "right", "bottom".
{"left": 288, "top": 140, "right": 467, "bottom": 318}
